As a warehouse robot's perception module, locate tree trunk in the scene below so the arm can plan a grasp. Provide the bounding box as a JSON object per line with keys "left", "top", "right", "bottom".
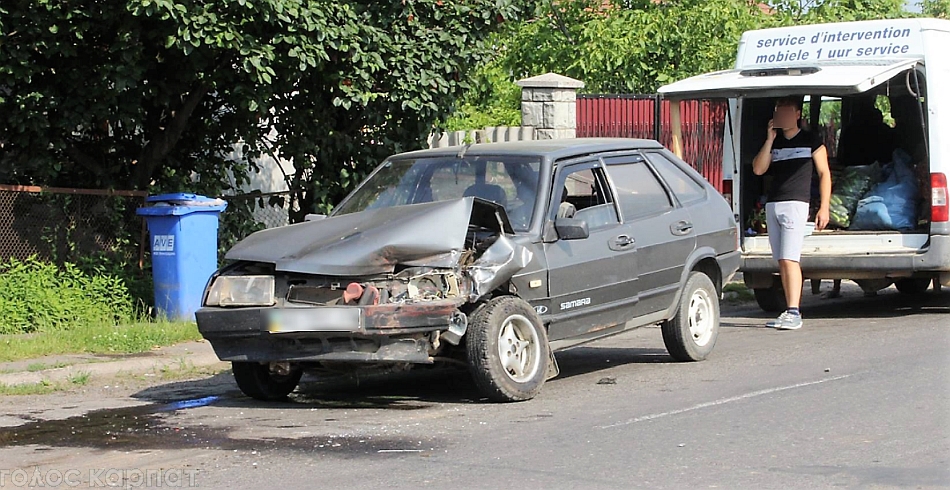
{"left": 132, "top": 87, "right": 208, "bottom": 189}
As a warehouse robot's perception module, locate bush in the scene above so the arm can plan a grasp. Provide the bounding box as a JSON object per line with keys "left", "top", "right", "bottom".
{"left": 73, "top": 252, "right": 154, "bottom": 310}
{"left": 443, "top": 58, "right": 523, "bottom": 132}
{"left": 0, "top": 257, "right": 135, "bottom": 335}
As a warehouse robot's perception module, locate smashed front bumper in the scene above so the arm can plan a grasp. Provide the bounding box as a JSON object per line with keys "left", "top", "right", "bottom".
{"left": 196, "top": 299, "right": 462, "bottom": 364}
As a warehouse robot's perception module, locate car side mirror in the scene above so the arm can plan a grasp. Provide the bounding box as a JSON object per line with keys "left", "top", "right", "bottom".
{"left": 555, "top": 217, "right": 589, "bottom": 240}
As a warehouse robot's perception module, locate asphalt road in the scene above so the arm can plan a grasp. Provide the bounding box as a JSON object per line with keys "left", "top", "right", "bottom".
{"left": 1, "top": 283, "right": 948, "bottom": 489}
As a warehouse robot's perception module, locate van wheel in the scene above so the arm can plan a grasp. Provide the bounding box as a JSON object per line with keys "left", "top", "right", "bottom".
{"left": 662, "top": 272, "right": 720, "bottom": 362}
{"left": 895, "top": 278, "right": 931, "bottom": 295}
{"left": 232, "top": 362, "right": 303, "bottom": 401}
{"left": 466, "top": 296, "right": 549, "bottom": 403}
{"left": 754, "top": 278, "right": 787, "bottom": 312}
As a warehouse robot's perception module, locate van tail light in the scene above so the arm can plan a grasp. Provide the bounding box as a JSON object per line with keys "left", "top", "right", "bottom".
{"left": 721, "top": 180, "right": 740, "bottom": 250}
{"left": 721, "top": 179, "right": 733, "bottom": 205}
{"left": 933, "top": 173, "right": 949, "bottom": 223}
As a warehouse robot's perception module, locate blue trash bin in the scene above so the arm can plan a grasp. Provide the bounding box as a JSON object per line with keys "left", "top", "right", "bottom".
{"left": 137, "top": 193, "right": 227, "bottom": 321}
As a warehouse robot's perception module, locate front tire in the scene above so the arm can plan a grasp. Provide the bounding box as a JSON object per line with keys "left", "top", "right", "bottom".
{"left": 466, "top": 296, "right": 550, "bottom": 402}
{"left": 662, "top": 272, "right": 720, "bottom": 362}
{"left": 232, "top": 362, "right": 303, "bottom": 401}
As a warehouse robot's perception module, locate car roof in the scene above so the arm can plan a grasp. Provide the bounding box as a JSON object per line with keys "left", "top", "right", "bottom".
{"left": 394, "top": 138, "right": 665, "bottom": 161}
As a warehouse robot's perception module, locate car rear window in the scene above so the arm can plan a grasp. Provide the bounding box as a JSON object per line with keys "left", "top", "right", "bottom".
{"left": 644, "top": 152, "right": 707, "bottom": 204}
{"left": 604, "top": 159, "right": 673, "bottom": 221}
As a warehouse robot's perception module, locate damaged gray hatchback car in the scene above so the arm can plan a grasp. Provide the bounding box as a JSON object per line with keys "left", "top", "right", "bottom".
{"left": 197, "top": 138, "right": 740, "bottom": 402}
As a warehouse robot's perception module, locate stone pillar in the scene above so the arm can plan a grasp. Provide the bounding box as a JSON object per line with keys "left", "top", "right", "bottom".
{"left": 516, "top": 73, "right": 585, "bottom": 140}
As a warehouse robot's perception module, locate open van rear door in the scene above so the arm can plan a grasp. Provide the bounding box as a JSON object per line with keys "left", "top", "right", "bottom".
{"left": 656, "top": 59, "right": 920, "bottom": 158}
{"left": 658, "top": 59, "right": 920, "bottom": 100}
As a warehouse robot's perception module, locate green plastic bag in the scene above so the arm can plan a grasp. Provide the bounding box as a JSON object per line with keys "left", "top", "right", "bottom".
{"left": 829, "top": 162, "right": 881, "bottom": 228}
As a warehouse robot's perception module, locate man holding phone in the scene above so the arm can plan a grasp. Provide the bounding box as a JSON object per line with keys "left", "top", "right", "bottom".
{"left": 752, "top": 96, "right": 831, "bottom": 330}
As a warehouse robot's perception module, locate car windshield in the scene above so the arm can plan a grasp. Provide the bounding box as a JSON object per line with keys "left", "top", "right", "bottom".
{"left": 333, "top": 156, "right": 543, "bottom": 231}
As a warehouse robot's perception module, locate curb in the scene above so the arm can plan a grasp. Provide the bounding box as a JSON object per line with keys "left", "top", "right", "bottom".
{"left": 0, "top": 342, "right": 227, "bottom": 386}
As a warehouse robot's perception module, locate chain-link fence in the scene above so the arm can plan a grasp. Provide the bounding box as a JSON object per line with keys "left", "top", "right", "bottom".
{"left": 223, "top": 190, "right": 301, "bottom": 228}
{"left": 0, "top": 185, "right": 306, "bottom": 308}
{"left": 0, "top": 185, "right": 147, "bottom": 267}
{"left": 0, "top": 185, "right": 306, "bottom": 265}
{"left": 218, "top": 190, "right": 303, "bottom": 259}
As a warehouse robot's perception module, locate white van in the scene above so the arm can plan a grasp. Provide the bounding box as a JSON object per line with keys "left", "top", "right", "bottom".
{"left": 659, "top": 18, "right": 950, "bottom": 311}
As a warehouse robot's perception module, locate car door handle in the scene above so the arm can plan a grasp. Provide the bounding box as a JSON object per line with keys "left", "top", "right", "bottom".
{"left": 671, "top": 220, "right": 693, "bottom": 236}
{"left": 610, "top": 234, "right": 636, "bottom": 250}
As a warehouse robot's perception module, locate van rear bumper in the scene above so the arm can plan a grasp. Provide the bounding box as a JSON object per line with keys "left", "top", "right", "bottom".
{"left": 740, "top": 234, "right": 950, "bottom": 277}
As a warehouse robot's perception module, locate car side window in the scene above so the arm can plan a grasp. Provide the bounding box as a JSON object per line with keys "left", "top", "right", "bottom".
{"left": 604, "top": 159, "right": 673, "bottom": 221}
{"left": 644, "top": 152, "right": 707, "bottom": 204}
{"left": 552, "top": 166, "right": 619, "bottom": 230}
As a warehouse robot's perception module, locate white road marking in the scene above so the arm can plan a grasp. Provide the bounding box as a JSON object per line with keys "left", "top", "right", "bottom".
{"left": 595, "top": 374, "right": 854, "bottom": 429}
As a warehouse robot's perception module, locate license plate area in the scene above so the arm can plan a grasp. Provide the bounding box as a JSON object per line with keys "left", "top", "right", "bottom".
{"left": 267, "top": 307, "right": 362, "bottom": 333}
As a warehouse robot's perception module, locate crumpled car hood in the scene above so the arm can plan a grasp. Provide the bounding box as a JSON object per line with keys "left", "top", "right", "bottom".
{"left": 226, "top": 197, "right": 516, "bottom": 276}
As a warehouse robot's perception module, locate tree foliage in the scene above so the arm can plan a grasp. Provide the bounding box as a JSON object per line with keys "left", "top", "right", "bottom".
{"left": 0, "top": 0, "right": 933, "bottom": 217}
{"left": 443, "top": 58, "right": 523, "bottom": 132}
{"left": 922, "top": 0, "right": 950, "bottom": 18}
{"left": 498, "top": 0, "right": 768, "bottom": 94}
{"left": 490, "top": 0, "right": 913, "bottom": 95}
{"left": 447, "top": 0, "right": 917, "bottom": 130}
{"left": 0, "top": 0, "right": 524, "bottom": 214}
{"left": 769, "top": 0, "right": 910, "bottom": 24}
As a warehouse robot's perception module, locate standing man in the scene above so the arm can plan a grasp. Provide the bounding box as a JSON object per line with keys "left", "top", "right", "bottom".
{"left": 752, "top": 96, "right": 831, "bottom": 330}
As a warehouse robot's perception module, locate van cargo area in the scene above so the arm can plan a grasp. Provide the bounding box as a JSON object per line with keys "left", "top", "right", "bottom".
{"left": 658, "top": 18, "right": 950, "bottom": 309}
{"left": 738, "top": 68, "right": 932, "bottom": 249}
{"left": 734, "top": 66, "right": 947, "bottom": 296}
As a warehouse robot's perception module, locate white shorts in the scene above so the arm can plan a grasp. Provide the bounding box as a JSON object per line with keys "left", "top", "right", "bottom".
{"left": 766, "top": 201, "right": 810, "bottom": 262}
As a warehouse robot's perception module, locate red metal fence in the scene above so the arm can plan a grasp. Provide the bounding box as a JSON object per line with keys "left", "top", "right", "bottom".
{"left": 577, "top": 94, "right": 727, "bottom": 192}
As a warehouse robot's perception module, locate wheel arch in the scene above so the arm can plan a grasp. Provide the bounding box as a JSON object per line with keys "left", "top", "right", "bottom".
{"left": 663, "top": 248, "right": 723, "bottom": 321}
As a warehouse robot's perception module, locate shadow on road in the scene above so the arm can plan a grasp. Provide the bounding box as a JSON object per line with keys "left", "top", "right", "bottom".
{"left": 127, "top": 286, "right": 946, "bottom": 410}
{"left": 551, "top": 347, "right": 673, "bottom": 380}
{"left": 725, "top": 287, "right": 949, "bottom": 322}
{"left": 129, "top": 345, "right": 675, "bottom": 410}
{"left": 132, "top": 371, "right": 237, "bottom": 403}
{"left": 0, "top": 394, "right": 443, "bottom": 454}
{"left": 800, "top": 289, "right": 949, "bottom": 319}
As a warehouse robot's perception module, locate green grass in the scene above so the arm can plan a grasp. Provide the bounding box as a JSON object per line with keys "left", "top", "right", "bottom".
{"left": 0, "top": 321, "right": 201, "bottom": 363}
{"left": 0, "top": 380, "right": 59, "bottom": 396}
{"left": 723, "top": 282, "right": 755, "bottom": 302}
{"left": 0, "top": 354, "right": 227, "bottom": 397}
{"left": 24, "top": 361, "right": 70, "bottom": 372}
{"left": 27, "top": 362, "right": 47, "bottom": 372}
{"left": 67, "top": 371, "right": 91, "bottom": 386}
{"left": 0, "top": 371, "right": 93, "bottom": 396}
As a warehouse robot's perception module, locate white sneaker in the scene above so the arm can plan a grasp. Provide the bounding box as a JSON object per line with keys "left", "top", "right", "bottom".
{"left": 767, "top": 311, "right": 803, "bottom": 330}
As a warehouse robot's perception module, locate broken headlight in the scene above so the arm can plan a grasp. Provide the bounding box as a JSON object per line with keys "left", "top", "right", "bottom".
{"left": 205, "top": 275, "right": 275, "bottom": 307}
{"left": 400, "top": 269, "right": 461, "bottom": 300}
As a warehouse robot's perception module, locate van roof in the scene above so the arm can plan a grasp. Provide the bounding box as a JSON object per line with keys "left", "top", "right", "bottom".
{"left": 658, "top": 58, "right": 919, "bottom": 99}
{"left": 659, "top": 18, "right": 950, "bottom": 100}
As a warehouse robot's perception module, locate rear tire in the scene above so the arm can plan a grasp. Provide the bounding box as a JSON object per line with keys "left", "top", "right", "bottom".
{"left": 662, "top": 272, "right": 720, "bottom": 362}
{"left": 466, "top": 296, "right": 549, "bottom": 402}
{"left": 232, "top": 362, "right": 303, "bottom": 401}
{"left": 754, "top": 278, "right": 787, "bottom": 313}
{"left": 895, "top": 278, "right": 931, "bottom": 295}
